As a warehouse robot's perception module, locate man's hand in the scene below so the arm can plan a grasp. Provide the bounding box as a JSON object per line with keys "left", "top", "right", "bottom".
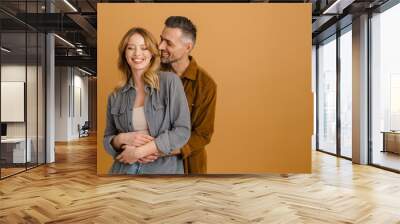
{"left": 138, "top": 152, "right": 160, "bottom": 164}
{"left": 170, "top": 148, "right": 181, "bottom": 155}
{"left": 121, "top": 132, "right": 154, "bottom": 147}
{"left": 137, "top": 148, "right": 180, "bottom": 164}
{"left": 116, "top": 145, "right": 141, "bottom": 164}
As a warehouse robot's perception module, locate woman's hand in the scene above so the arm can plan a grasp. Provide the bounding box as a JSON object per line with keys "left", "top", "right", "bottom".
{"left": 116, "top": 145, "right": 141, "bottom": 164}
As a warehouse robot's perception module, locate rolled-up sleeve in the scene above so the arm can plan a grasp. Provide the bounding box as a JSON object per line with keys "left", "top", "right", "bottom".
{"left": 155, "top": 75, "right": 191, "bottom": 155}
{"left": 103, "top": 94, "right": 118, "bottom": 157}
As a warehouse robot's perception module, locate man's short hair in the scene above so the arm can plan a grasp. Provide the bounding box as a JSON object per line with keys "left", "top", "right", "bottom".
{"left": 165, "top": 16, "right": 197, "bottom": 45}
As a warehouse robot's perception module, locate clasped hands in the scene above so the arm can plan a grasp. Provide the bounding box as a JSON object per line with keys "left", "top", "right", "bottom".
{"left": 114, "top": 132, "right": 180, "bottom": 165}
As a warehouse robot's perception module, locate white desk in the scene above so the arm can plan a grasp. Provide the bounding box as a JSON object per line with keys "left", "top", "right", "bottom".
{"left": 1, "top": 138, "right": 32, "bottom": 163}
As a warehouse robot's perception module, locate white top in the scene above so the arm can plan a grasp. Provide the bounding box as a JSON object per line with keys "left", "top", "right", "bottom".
{"left": 132, "top": 106, "right": 150, "bottom": 135}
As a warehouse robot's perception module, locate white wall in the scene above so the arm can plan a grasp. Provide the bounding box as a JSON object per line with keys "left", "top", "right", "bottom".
{"left": 1, "top": 65, "right": 26, "bottom": 140}
{"left": 1, "top": 65, "right": 36, "bottom": 138}
{"left": 72, "top": 73, "right": 89, "bottom": 138}
{"left": 55, "top": 67, "right": 69, "bottom": 141}
{"left": 54, "top": 67, "right": 89, "bottom": 141}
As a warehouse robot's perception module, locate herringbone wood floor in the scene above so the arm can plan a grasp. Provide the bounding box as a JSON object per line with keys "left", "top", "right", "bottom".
{"left": 0, "top": 135, "right": 400, "bottom": 223}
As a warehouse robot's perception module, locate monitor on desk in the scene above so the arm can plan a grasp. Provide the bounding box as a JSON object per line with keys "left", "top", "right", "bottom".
{"left": 1, "top": 123, "right": 7, "bottom": 139}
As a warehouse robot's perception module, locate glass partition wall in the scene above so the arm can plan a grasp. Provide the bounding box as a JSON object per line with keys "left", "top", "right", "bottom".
{"left": 316, "top": 26, "right": 353, "bottom": 159}
{"left": 0, "top": 1, "right": 46, "bottom": 179}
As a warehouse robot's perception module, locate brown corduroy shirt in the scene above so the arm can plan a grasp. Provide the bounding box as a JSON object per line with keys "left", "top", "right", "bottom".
{"left": 162, "top": 56, "right": 217, "bottom": 174}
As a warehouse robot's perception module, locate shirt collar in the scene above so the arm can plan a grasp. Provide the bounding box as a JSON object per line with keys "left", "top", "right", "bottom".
{"left": 121, "top": 77, "right": 154, "bottom": 95}
{"left": 181, "top": 56, "right": 198, "bottom": 81}
{"left": 160, "top": 56, "right": 198, "bottom": 81}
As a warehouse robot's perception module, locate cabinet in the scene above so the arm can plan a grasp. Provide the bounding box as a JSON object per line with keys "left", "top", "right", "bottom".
{"left": 382, "top": 131, "right": 400, "bottom": 154}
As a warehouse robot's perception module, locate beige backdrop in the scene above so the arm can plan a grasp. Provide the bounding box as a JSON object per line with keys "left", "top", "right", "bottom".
{"left": 97, "top": 3, "right": 312, "bottom": 174}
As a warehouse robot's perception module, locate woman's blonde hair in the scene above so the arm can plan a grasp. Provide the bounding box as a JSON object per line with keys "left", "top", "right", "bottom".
{"left": 116, "top": 27, "right": 160, "bottom": 92}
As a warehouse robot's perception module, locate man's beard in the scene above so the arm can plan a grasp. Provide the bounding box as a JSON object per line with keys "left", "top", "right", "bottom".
{"left": 161, "top": 56, "right": 179, "bottom": 64}
{"left": 160, "top": 51, "right": 181, "bottom": 64}
{"left": 160, "top": 56, "right": 171, "bottom": 64}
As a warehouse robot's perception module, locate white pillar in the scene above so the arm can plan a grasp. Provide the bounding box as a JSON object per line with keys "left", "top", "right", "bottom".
{"left": 46, "top": 32, "right": 55, "bottom": 163}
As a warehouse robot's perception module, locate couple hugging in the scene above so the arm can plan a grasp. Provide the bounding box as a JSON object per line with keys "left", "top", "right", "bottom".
{"left": 104, "top": 16, "right": 217, "bottom": 175}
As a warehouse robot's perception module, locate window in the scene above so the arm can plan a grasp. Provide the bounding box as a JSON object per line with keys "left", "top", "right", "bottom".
{"left": 317, "top": 35, "right": 337, "bottom": 154}
{"left": 339, "top": 27, "right": 352, "bottom": 158}
{"left": 370, "top": 2, "right": 400, "bottom": 171}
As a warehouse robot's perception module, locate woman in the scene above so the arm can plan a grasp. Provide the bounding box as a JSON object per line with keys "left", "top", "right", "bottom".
{"left": 103, "top": 27, "right": 190, "bottom": 174}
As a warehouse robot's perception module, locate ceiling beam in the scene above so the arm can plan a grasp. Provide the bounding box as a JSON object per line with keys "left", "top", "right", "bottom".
{"left": 67, "top": 13, "right": 97, "bottom": 39}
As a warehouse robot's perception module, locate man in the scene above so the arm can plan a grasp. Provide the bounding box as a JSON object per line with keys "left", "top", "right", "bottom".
{"left": 142, "top": 16, "right": 217, "bottom": 174}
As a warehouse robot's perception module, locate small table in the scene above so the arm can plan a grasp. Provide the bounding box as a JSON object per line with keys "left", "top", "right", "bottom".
{"left": 381, "top": 131, "right": 400, "bottom": 154}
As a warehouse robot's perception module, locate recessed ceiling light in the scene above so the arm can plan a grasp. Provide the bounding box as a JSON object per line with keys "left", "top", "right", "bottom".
{"left": 54, "top": 34, "right": 75, "bottom": 48}
{"left": 63, "top": 0, "right": 78, "bottom": 12}
{"left": 323, "top": 0, "right": 354, "bottom": 15}
{"left": 1, "top": 47, "right": 11, "bottom": 53}
{"left": 77, "top": 67, "right": 93, "bottom": 76}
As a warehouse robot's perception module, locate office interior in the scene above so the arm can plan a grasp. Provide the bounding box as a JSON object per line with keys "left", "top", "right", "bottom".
{"left": 0, "top": 0, "right": 399, "bottom": 222}
{"left": 313, "top": 0, "right": 400, "bottom": 172}
{"left": 0, "top": 0, "right": 97, "bottom": 178}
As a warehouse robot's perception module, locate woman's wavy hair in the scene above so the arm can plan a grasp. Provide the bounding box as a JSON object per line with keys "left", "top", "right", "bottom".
{"left": 115, "top": 27, "right": 160, "bottom": 92}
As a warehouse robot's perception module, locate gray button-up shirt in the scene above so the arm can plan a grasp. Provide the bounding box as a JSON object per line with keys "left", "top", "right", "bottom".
{"left": 103, "top": 71, "right": 191, "bottom": 174}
